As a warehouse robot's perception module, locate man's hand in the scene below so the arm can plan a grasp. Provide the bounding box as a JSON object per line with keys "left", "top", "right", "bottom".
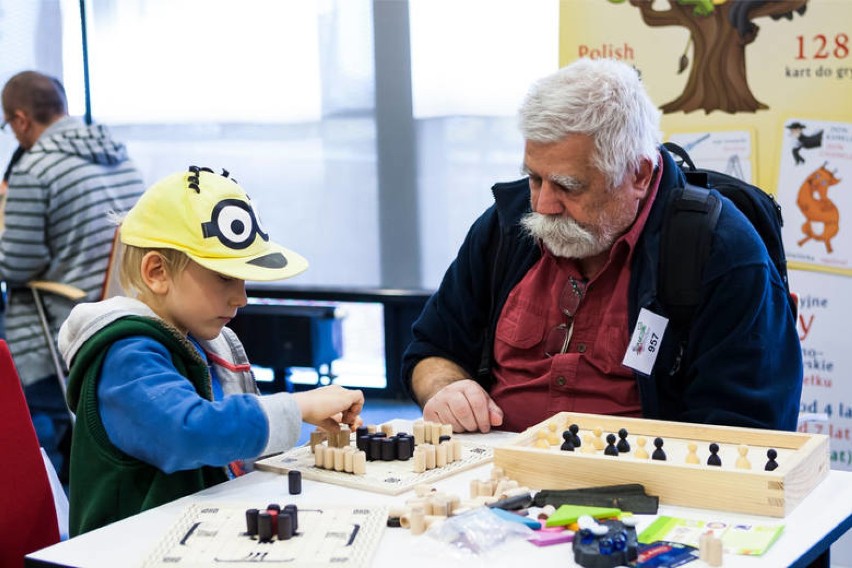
{"left": 422, "top": 379, "right": 503, "bottom": 433}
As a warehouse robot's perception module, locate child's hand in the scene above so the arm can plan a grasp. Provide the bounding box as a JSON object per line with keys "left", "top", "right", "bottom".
{"left": 293, "top": 385, "right": 364, "bottom": 433}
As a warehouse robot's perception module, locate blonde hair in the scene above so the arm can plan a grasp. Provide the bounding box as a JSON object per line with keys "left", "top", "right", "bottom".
{"left": 119, "top": 244, "right": 191, "bottom": 298}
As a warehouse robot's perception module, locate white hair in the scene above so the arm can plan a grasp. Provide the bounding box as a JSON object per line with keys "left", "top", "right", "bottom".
{"left": 518, "top": 58, "right": 661, "bottom": 188}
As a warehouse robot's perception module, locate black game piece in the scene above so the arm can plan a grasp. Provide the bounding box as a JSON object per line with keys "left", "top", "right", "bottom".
{"left": 604, "top": 433, "right": 619, "bottom": 456}
{"left": 651, "top": 437, "right": 667, "bottom": 461}
{"left": 616, "top": 428, "right": 630, "bottom": 453}
{"left": 396, "top": 436, "right": 412, "bottom": 461}
{"left": 765, "top": 448, "right": 779, "bottom": 471}
{"left": 245, "top": 508, "right": 259, "bottom": 536}
{"left": 257, "top": 511, "right": 274, "bottom": 542}
{"left": 368, "top": 437, "right": 381, "bottom": 461}
{"left": 560, "top": 435, "right": 575, "bottom": 452}
{"left": 284, "top": 504, "right": 299, "bottom": 531}
{"left": 707, "top": 443, "right": 722, "bottom": 467}
{"left": 381, "top": 438, "right": 395, "bottom": 461}
{"left": 266, "top": 503, "right": 281, "bottom": 513}
{"left": 278, "top": 511, "right": 294, "bottom": 540}
{"left": 288, "top": 470, "right": 302, "bottom": 495}
{"left": 569, "top": 423, "right": 582, "bottom": 447}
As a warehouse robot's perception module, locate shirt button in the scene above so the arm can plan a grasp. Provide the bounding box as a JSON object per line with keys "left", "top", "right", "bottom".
{"left": 577, "top": 343, "right": 587, "bottom": 353}
{"left": 556, "top": 376, "right": 566, "bottom": 386}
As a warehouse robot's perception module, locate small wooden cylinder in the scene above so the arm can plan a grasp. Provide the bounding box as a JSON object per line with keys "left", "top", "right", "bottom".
{"left": 452, "top": 440, "right": 462, "bottom": 462}
{"left": 344, "top": 447, "right": 354, "bottom": 473}
{"left": 436, "top": 443, "right": 448, "bottom": 468}
{"left": 424, "top": 444, "right": 437, "bottom": 470}
{"left": 353, "top": 451, "right": 367, "bottom": 475}
{"left": 413, "top": 421, "right": 425, "bottom": 446}
{"left": 430, "top": 423, "right": 442, "bottom": 445}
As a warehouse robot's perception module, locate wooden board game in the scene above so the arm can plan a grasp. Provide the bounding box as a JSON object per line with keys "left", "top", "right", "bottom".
{"left": 142, "top": 502, "right": 387, "bottom": 568}
{"left": 256, "top": 438, "right": 493, "bottom": 495}
{"left": 492, "top": 412, "right": 829, "bottom": 517}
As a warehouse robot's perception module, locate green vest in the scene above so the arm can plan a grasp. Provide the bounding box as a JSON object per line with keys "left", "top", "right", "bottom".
{"left": 66, "top": 316, "right": 228, "bottom": 536}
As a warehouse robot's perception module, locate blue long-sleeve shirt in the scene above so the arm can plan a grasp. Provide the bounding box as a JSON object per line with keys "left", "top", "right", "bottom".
{"left": 99, "top": 336, "right": 268, "bottom": 473}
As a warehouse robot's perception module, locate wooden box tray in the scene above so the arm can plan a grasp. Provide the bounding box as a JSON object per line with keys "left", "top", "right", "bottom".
{"left": 492, "top": 412, "right": 829, "bottom": 517}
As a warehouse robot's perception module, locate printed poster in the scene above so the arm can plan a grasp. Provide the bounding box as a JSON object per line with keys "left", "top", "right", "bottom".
{"left": 667, "top": 130, "right": 755, "bottom": 184}
{"left": 559, "top": 0, "right": 852, "bottom": 194}
{"left": 790, "top": 269, "right": 852, "bottom": 471}
{"left": 777, "top": 119, "right": 852, "bottom": 275}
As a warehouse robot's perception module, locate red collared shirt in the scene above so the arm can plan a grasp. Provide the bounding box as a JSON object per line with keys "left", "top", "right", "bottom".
{"left": 491, "top": 164, "right": 662, "bottom": 432}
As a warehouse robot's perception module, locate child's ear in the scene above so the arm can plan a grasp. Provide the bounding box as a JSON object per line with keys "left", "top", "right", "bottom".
{"left": 140, "top": 251, "right": 171, "bottom": 295}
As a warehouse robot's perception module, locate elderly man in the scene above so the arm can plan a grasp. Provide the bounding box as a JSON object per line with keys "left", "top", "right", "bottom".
{"left": 402, "top": 58, "right": 802, "bottom": 434}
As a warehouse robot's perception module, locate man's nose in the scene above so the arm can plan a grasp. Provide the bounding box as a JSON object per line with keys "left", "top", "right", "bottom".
{"left": 534, "top": 180, "right": 565, "bottom": 216}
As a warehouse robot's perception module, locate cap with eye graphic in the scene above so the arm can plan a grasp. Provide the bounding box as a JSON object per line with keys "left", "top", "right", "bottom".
{"left": 119, "top": 166, "right": 308, "bottom": 281}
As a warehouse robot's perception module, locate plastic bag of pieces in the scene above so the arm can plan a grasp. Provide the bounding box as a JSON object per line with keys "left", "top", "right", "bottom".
{"left": 423, "top": 507, "right": 535, "bottom": 558}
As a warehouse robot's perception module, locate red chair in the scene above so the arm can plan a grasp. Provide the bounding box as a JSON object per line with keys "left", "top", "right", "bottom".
{"left": 0, "top": 339, "right": 60, "bottom": 566}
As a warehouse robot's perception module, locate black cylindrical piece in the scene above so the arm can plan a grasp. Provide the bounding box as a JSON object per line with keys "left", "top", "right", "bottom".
{"left": 245, "top": 508, "right": 259, "bottom": 536}
{"left": 278, "top": 511, "right": 294, "bottom": 540}
{"left": 381, "top": 438, "right": 395, "bottom": 461}
{"left": 283, "top": 504, "right": 298, "bottom": 531}
{"left": 396, "top": 436, "right": 412, "bottom": 461}
{"left": 369, "top": 437, "right": 381, "bottom": 461}
{"left": 288, "top": 470, "right": 302, "bottom": 495}
{"left": 257, "top": 511, "right": 273, "bottom": 542}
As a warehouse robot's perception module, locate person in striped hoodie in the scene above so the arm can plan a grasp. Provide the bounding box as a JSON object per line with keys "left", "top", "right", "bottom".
{"left": 0, "top": 70, "right": 145, "bottom": 481}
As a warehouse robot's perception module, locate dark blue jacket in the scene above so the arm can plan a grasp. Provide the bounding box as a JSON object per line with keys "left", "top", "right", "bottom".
{"left": 402, "top": 149, "right": 802, "bottom": 431}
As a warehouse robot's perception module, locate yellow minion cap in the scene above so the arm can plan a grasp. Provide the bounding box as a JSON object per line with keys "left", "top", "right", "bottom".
{"left": 120, "top": 167, "right": 308, "bottom": 281}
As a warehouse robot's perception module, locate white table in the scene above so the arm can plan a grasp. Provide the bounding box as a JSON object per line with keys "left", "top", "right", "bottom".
{"left": 26, "top": 431, "right": 852, "bottom": 568}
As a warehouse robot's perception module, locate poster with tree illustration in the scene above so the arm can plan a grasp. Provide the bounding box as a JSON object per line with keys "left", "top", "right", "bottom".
{"left": 559, "top": 0, "right": 852, "bottom": 193}
{"left": 778, "top": 119, "right": 852, "bottom": 275}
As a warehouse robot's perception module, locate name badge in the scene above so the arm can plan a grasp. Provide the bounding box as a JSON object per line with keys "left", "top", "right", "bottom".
{"left": 622, "top": 308, "right": 668, "bottom": 375}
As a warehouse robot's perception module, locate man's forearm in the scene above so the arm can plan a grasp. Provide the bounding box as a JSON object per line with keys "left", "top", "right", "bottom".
{"left": 410, "top": 356, "right": 472, "bottom": 408}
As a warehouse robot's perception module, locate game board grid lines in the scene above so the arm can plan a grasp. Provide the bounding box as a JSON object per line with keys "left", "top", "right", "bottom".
{"left": 141, "top": 503, "right": 388, "bottom": 568}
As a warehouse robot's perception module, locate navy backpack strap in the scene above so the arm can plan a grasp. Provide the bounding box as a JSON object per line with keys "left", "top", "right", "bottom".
{"left": 659, "top": 183, "right": 722, "bottom": 330}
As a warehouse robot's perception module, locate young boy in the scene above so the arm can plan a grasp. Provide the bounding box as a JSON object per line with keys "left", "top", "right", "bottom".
{"left": 57, "top": 166, "right": 364, "bottom": 536}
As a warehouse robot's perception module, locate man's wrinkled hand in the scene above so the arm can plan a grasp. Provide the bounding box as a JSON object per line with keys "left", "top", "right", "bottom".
{"left": 422, "top": 379, "right": 503, "bottom": 433}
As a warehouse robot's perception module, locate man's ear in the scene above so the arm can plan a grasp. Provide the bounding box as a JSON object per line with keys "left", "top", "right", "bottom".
{"left": 140, "top": 251, "right": 170, "bottom": 295}
{"left": 631, "top": 158, "right": 656, "bottom": 199}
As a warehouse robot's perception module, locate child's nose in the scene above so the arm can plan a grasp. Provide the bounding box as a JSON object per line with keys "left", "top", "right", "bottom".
{"left": 232, "top": 282, "right": 248, "bottom": 308}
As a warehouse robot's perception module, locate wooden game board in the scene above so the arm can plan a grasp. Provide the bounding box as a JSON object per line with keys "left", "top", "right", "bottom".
{"left": 142, "top": 502, "right": 387, "bottom": 568}
{"left": 493, "top": 412, "right": 829, "bottom": 517}
{"left": 256, "top": 437, "right": 493, "bottom": 495}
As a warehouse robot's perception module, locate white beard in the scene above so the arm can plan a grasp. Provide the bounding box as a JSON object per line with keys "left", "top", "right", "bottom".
{"left": 520, "top": 211, "right": 618, "bottom": 259}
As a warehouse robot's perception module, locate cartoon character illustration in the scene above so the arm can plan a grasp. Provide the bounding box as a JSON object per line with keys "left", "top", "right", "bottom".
{"left": 786, "top": 122, "right": 824, "bottom": 165}
{"left": 796, "top": 163, "right": 842, "bottom": 253}
{"left": 607, "top": 0, "right": 808, "bottom": 114}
